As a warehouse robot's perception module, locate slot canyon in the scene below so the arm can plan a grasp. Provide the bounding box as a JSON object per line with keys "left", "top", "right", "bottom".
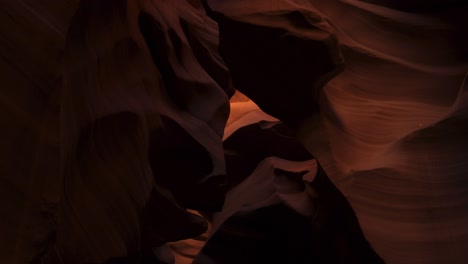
{"left": 0, "top": 0, "right": 467, "bottom": 263}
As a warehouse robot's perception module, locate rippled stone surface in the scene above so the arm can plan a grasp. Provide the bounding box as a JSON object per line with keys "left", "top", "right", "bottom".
{"left": 1, "top": 0, "right": 468, "bottom": 263}
{"left": 206, "top": 0, "right": 468, "bottom": 263}
{"left": 2, "top": 0, "right": 231, "bottom": 263}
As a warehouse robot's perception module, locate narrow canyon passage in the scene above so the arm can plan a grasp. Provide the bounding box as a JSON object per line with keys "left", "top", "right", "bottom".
{"left": 0, "top": 0, "right": 467, "bottom": 263}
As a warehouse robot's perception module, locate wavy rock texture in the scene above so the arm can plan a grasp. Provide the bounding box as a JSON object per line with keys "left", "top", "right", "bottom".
{"left": 1, "top": 0, "right": 230, "bottom": 263}
{"left": 1, "top": 0, "right": 468, "bottom": 263}
{"left": 206, "top": 0, "right": 468, "bottom": 263}
{"left": 193, "top": 94, "right": 382, "bottom": 264}
{"left": 59, "top": 0, "right": 233, "bottom": 263}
